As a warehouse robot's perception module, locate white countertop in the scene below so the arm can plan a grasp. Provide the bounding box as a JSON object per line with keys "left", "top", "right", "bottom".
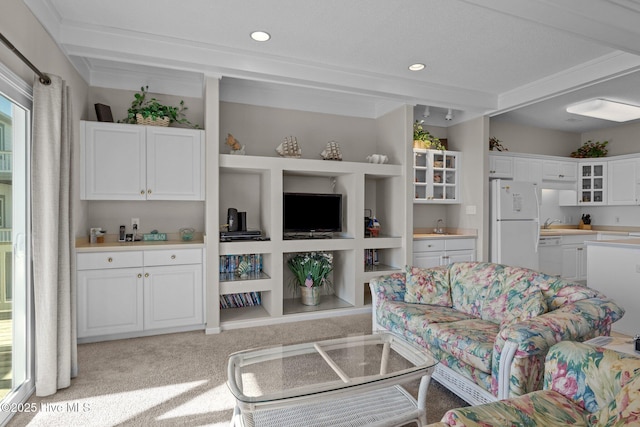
{"left": 586, "top": 238, "right": 640, "bottom": 249}
{"left": 76, "top": 234, "right": 205, "bottom": 252}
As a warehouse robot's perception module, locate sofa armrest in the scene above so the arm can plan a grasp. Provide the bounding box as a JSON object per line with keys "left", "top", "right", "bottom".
{"left": 369, "top": 273, "right": 406, "bottom": 332}
{"left": 544, "top": 341, "right": 640, "bottom": 414}
{"left": 491, "top": 298, "right": 625, "bottom": 398}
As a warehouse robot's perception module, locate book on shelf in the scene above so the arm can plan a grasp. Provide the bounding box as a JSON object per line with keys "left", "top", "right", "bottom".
{"left": 219, "top": 254, "right": 263, "bottom": 274}
{"left": 364, "top": 249, "right": 380, "bottom": 266}
{"left": 220, "top": 291, "right": 262, "bottom": 309}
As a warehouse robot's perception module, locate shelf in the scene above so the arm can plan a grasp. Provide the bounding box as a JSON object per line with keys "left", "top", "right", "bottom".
{"left": 220, "top": 304, "right": 271, "bottom": 324}
{"left": 363, "top": 263, "right": 400, "bottom": 274}
{"left": 283, "top": 294, "right": 353, "bottom": 315}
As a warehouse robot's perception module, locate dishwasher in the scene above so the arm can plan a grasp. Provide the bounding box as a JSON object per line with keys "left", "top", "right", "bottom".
{"left": 538, "top": 236, "right": 562, "bottom": 276}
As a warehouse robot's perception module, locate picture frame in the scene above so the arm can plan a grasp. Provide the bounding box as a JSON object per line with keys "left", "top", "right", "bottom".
{"left": 94, "top": 103, "right": 114, "bottom": 122}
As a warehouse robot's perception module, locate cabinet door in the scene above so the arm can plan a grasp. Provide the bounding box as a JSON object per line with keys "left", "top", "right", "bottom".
{"left": 81, "top": 121, "right": 146, "bottom": 200}
{"left": 577, "top": 245, "right": 588, "bottom": 281}
{"left": 578, "top": 162, "right": 607, "bottom": 205}
{"left": 489, "top": 155, "right": 513, "bottom": 179}
{"left": 542, "top": 160, "right": 577, "bottom": 182}
{"left": 561, "top": 246, "right": 579, "bottom": 281}
{"left": 444, "top": 250, "right": 475, "bottom": 264}
{"left": 144, "top": 264, "right": 203, "bottom": 330}
{"left": 146, "top": 127, "right": 204, "bottom": 200}
{"left": 413, "top": 252, "right": 442, "bottom": 268}
{"left": 514, "top": 158, "right": 542, "bottom": 184}
{"left": 608, "top": 158, "right": 639, "bottom": 205}
{"left": 77, "top": 268, "right": 144, "bottom": 338}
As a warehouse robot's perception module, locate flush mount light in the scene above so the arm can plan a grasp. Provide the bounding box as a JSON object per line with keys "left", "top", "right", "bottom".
{"left": 250, "top": 31, "right": 271, "bottom": 42}
{"left": 408, "top": 63, "right": 425, "bottom": 71}
{"left": 566, "top": 99, "right": 640, "bottom": 122}
{"left": 445, "top": 108, "right": 453, "bottom": 121}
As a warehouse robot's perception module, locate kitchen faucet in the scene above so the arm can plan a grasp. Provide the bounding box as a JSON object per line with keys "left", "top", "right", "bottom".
{"left": 435, "top": 219, "right": 445, "bottom": 234}
{"left": 543, "top": 218, "right": 561, "bottom": 229}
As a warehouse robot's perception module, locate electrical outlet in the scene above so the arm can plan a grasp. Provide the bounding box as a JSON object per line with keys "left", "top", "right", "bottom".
{"left": 615, "top": 216, "right": 620, "bottom": 223}
{"left": 131, "top": 218, "right": 140, "bottom": 230}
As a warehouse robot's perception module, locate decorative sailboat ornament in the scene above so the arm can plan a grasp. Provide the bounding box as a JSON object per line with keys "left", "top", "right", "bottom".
{"left": 320, "top": 140, "right": 342, "bottom": 160}
{"left": 276, "top": 136, "right": 302, "bottom": 158}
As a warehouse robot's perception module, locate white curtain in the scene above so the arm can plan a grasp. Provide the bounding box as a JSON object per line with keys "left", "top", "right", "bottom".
{"left": 31, "top": 74, "right": 77, "bottom": 396}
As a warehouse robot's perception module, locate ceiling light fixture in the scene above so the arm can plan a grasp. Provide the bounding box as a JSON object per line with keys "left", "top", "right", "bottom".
{"left": 408, "top": 63, "right": 425, "bottom": 71}
{"left": 250, "top": 31, "right": 271, "bottom": 42}
{"left": 445, "top": 109, "right": 453, "bottom": 121}
{"left": 566, "top": 99, "right": 640, "bottom": 122}
{"left": 423, "top": 106, "right": 430, "bottom": 118}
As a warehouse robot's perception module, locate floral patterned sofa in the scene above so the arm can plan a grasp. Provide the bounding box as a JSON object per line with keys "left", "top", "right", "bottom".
{"left": 369, "top": 262, "right": 625, "bottom": 405}
{"left": 429, "top": 340, "right": 640, "bottom": 426}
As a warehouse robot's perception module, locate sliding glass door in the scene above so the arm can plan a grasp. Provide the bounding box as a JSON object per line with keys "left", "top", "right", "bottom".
{"left": 0, "top": 65, "right": 33, "bottom": 425}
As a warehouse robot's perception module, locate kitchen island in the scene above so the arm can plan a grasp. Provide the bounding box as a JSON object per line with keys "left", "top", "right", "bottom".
{"left": 586, "top": 238, "right": 640, "bottom": 336}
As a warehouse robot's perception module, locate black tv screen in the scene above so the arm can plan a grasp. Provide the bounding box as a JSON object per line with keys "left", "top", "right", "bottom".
{"left": 283, "top": 193, "right": 342, "bottom": 233}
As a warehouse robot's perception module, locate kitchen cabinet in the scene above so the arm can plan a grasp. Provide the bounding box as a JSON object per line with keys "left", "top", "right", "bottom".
{"left": 561, "top": 244, "right": 587, "bottom": 281}
{"left": 412, "top": 238, "right": 475, "bottom": 268}
{"left": 77, "top": 248, "right": 204, "bottom": 341}
{"left": 514, "top": 157, "right": 543, "bottom": 185}
{"left": 81, "top": 121, "right": 204, "bottom": 201}
{"left": 607, "top": 157, "right": 640, "bottom": 205}
{"left": 489, "top": 154, "right": 513, "bottom": 179}
{"left": 542, "top": 160, "right": 577, "bottom": 182}
{"left": 414, "top": 149, "right": 462, "bottom": 203}
{"left": 578, "top": 161, "right": 607, "bottom": 205}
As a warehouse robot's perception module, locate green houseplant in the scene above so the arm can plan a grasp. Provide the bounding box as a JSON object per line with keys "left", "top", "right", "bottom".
{"left": 287, "top": 252, "right": 333, "bottom": 305}
{"left": 570, "top": 140, "right": 609, "bottom": 158}
{"left": 120, "top": 86, "right": 200, "bottom": 128}
{"left": 413, "top": 120, "right": 446, "bottom": 150}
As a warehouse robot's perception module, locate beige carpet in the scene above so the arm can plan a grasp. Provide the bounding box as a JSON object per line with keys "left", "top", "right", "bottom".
{"left": 8, "top": 313, "right": 466, "bottom": 426}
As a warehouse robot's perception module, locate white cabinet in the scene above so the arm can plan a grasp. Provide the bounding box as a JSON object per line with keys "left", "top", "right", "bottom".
{"left": 514, "top": 157, "right": 543, "bottom": 185}
{"left": 412, "top": 238, "right": 475, "bottom": 268}
{"left": 81, "top": 121, "right": 204, "bottom": 201}
{"left": 561, "top": 244, "right": 587, "bottom": 281}
{"left": 607, "top": 157, "right": 640, "bottom": 205}
{"left": 578, "top": 162, "right": 607, "bottom": 205}
{"left": 489, "top": 155, "right": 513, "bottom": 179}
{"left": 542, "top": 160, "right": 577, "bottom": 182}
{"left": 414, "top": 149, "right": 462, "bottom": 203}
{"left": 77, "top": 248, "right": 204, "bottom": 340}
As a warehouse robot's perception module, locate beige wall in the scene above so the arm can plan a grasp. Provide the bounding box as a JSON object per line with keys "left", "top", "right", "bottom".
{"left": 582, "top": 122, "right": 640, "bottom": 156}
{"left": 1, "top": 0, "right": 89, "bottom": 237}
{"left": 489, "top": 120, "right": 581, "bottom": 156}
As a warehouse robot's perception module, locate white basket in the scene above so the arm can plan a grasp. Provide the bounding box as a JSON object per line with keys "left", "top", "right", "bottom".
{"left": 136, "top": 114, "right": 170, "bottom": 127}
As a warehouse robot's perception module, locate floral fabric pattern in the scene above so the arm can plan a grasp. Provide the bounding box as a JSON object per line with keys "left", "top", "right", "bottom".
{"left": 370, "top": 262, "right": 625, "bottom": 401}
{"left": 404, "top": 265, "right": 451, "bottom": 306}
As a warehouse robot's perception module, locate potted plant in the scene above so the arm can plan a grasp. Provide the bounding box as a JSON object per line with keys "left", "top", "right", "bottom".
{"left": 287, "top": 252, "right": 333, "bottom": 305}
{"left": 570, "top": 140, "right": 609, "bottom": 158}
{"left": 489, "top": 137, "right": 508, "bottom": 151}
{"left": 413, "top": 120, "right": 446, "bottom": 150}
{"left": 120, "top": 86, "right": 200, "bottom": 128}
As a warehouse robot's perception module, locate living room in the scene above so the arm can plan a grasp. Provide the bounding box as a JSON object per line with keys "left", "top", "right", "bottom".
{"left": 2, "top": 1, "right": 640, "bottom": 426}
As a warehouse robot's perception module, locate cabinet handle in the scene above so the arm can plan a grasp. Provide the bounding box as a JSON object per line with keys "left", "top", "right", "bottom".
{"left": 137, "top": 273, "right": 142, "bottom": 278}
{"left": 147, "top": 189, "right": 152, "bottom": 195}
{"left": 107, "top": 257, "right": 113, "bottom": 263}
{"left": 577, "top": 247, "right": 583, "bottom": 251}
{"left": 145, "top": 273, "right": 149, "bottom": 278}
{"left": 559, "top": 174, "right": 565, "bottom": 178}
{"left": 171, "top": 254, "right": 176, "bottom": 260}
{"left": 140, "top": 190, "right": 145, "bottom": 195}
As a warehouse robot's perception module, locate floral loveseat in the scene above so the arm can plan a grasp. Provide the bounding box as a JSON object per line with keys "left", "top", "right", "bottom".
{"left": 430, "top": 340, "right": 640, "bottom": 426}
{"left": 369, "top": 262, "right": 625, "bottom": 405}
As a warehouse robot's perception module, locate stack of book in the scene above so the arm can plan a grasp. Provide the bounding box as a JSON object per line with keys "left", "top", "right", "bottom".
{"left": 220, "top": 292, "right": 262, "bottom": 309}
{"left": 220, "top": 254, "right": 263, "bottom": 274}
{"left": 364, "top": 249, "right": 379, "bottom": 266}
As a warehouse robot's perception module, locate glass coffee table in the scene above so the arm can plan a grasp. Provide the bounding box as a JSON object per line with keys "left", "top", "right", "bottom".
{"left": 227, "top": 332, "right": 438, "bottom": 427}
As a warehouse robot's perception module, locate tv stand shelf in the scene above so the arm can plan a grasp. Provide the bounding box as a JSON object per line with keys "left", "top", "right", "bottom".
{"left": 211, "top": 104, "right": 412, "bottom": 332}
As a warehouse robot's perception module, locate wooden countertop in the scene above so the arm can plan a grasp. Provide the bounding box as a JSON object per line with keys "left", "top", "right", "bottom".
{"left": 586, "top": 238, "right": 640, "bottom": 248}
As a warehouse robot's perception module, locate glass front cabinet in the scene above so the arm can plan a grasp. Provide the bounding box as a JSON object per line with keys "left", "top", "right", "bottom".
{"left": 413, "top": 149, "right": 461, "bottom": 204}
{"left": 578, "top": 161, "right": 607, "bottom": 205}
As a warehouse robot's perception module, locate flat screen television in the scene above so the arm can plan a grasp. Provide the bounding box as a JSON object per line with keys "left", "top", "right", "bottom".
{"left": 283, "top": 192, "right": 342, "bottom": 234}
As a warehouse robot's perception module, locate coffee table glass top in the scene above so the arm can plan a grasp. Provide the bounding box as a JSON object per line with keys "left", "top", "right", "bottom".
{"left": 227, "top": 332, "right": 437, "bottom": 404}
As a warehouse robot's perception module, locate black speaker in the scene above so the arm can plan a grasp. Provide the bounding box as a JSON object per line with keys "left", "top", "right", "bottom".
{"left": 227, "top": 208, "right": 238, "bottom": 232}
{"left": 238, "top": 212, "right": 247, "bottom": 231}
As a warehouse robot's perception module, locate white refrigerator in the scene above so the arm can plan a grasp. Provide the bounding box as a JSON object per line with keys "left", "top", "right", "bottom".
{"left": 490, "top": 179, "right": 540, "bottom": 270}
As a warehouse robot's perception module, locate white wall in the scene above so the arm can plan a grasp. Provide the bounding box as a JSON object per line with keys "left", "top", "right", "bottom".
{"left": 489, "top": 120, "right": 581, "bottom": 156}
{"left": 582, "top": 122, "right": 640, "bottom": 156}
{"left": 1, "top": 0, "right": 89, "bottom": 238}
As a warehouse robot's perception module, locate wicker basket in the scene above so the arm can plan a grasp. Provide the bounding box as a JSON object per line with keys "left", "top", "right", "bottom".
{"left": 136, "top": 114, "right": 170, "bottom": 127}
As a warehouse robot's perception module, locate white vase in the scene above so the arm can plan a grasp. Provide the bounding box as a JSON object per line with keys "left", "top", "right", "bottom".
{"left": 300, "top": 286, "right": 320, "bottom": 306}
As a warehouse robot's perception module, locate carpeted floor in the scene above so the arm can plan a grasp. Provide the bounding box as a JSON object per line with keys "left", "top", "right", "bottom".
{"left": 8, "top": 313, "right": 467, "bottom": 426}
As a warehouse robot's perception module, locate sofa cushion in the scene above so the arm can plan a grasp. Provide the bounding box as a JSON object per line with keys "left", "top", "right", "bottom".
{"left": 426, "top": 319, "right": 499, "bottom": 374}
{"left": 449, "top": 262, "right": 497, "bottom": 318}
{"left": 531, "top": 273, "right": 602, "bottom": 310}
{"left": 441, "top": 390, "right": 588, "bottom": 427}
{"left": 481, "top": 280, "right": 547, "bottom": 328}
{"left": 404, "top": 265, "right": 451, "bottom": 306}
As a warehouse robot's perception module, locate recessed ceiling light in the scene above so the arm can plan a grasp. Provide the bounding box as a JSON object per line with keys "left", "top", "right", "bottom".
{"left": 408, "top": 63, "right": 425, "bottom": 71}
{"left": 250, "top": 31, "right": 271, "bottom": 42}
{"left": 566, "top": 99, "right": 640, "bottom": 122}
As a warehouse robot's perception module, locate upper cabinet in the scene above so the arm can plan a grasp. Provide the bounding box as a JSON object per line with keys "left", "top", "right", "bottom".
{"left": 541, "top": 160, "right": 577, "bottom": 182}
{"left": 414, "top": 149, "right": 462, "bottom": 204}
{"left": 488, "top": 154, "right": 513, "bottom": 179}
{"left": 608, "top": 157, "right": 640, "bottom": 206}
{"left": 81, "top": 121, "right": 204, "bottom": 201}
{"left": 578, "top": 161, "right": 607, "bottom": 205}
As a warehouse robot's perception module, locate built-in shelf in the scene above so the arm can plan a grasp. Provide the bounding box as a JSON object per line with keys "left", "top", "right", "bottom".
{"left": 283, "top": 295, "right": 353, "bottom": 315}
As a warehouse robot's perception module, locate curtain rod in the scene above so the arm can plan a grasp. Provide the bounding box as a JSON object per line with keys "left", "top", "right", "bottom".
{"left": 0, "top": 32, "right": 51, "bottom": 85}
